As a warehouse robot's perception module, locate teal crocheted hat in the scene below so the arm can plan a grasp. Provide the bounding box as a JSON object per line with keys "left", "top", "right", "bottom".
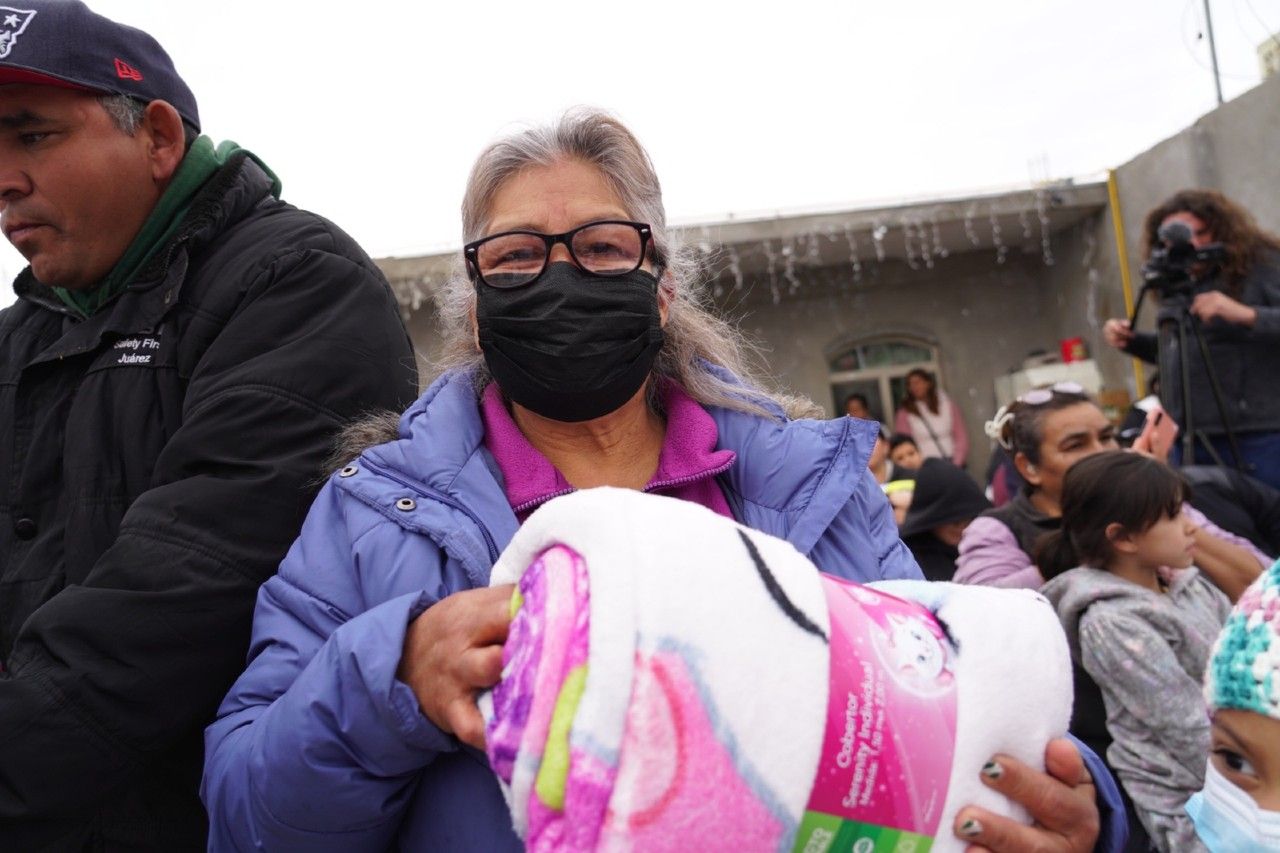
{"left": 1205, "top": 559, "right": 1280, "bottom": 718}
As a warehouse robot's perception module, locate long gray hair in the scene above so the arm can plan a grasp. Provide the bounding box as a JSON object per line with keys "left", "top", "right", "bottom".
{"left": 432, "top": 107, "right": 819, "bottom": 420}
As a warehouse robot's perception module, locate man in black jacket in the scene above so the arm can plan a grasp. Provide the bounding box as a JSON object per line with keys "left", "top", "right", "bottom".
{"left": 0, "top": 3, "right": 417, "bottom": 848}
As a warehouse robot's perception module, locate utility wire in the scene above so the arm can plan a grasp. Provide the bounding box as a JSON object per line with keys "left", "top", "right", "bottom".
{"left": 1181, "top": 0, "right": 1261, "bottom": 82}
{"left": 1240, "top": 0, "right": 1280, "bottom": 52}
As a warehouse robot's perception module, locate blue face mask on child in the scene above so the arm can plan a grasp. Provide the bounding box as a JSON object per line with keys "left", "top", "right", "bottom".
{"left": 1186, "top": 761, "right": 1280, "bottom": 852}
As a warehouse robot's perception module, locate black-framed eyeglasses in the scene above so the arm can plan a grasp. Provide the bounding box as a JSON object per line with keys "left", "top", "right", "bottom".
{"left": 464, "top": 220, "right": 654, "bottom": 289}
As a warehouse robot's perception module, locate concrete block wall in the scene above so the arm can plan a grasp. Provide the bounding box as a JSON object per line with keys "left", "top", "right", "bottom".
{"left": 720, "top": 250, "right": 1061, "bottom": 475}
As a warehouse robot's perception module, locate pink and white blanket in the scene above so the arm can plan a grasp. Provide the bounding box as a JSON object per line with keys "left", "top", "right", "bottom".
{"left": 481, "top": 488, "right": 1071, "bottom": 852}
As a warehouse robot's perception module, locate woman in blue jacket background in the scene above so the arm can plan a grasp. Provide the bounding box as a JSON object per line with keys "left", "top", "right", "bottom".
{"left": 202, "top": 108, "right": 1120, "bottom": 851}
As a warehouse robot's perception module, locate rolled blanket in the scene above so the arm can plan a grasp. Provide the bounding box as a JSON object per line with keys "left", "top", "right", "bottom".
{"left": 482, "top": 488, "right": 1071, "bottom": 852}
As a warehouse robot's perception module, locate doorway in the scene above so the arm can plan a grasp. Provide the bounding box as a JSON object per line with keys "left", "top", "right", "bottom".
{"left": 829, "top": 338, "right": 940, "bottom": 426}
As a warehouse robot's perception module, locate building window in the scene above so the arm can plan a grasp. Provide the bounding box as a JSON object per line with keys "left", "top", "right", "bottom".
{"left": 829, "top": 338, "right": 940, "bottom": 423}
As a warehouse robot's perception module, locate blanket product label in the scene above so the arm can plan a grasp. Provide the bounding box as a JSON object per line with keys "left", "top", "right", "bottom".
{"left": 793, "top": 577, "right": 958, "bottom": 853}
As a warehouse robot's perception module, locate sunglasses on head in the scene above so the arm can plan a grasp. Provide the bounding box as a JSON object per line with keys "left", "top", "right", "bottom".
{"left": 1016, "top": 381, "right": 1086, "bottom": 406}
{"left": 985, "top": 381, "right": 1089, "bottom": 450}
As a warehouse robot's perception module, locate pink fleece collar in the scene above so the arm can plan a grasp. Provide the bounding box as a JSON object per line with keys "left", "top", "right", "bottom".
{"left": 481, "top": 382, "right": 736, "bottom": 515}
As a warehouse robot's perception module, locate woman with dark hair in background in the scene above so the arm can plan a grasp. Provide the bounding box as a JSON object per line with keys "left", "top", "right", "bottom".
{"left": 1103, "top": 189, "right": 1280, "bottom": 490}
{"left": 894, "top": 367, "right": 969, "bottom": 467}
{"left": 955, "top": 383, "right": 1267, "bottom": 598}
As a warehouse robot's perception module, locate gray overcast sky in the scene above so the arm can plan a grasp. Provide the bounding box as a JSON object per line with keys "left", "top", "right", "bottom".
{"left": 1, "top": 0, "right": 1276, "bottom": 306}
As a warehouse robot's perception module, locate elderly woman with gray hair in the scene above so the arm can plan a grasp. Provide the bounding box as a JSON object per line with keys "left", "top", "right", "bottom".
{"left": 202, "top": 109, "right": 1119, "bottom": 851}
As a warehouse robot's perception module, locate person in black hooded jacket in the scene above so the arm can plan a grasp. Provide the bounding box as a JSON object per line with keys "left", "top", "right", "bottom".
{"left": 0, "top": 3, "right": 416, "bottom": 849}
{"left": 899, "top": 458, "right": 992, "bottom": 582}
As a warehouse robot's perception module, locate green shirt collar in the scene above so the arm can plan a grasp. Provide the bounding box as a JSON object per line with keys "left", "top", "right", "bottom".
{"left": 53, "top": 138, "right": 280, "bottom": 319}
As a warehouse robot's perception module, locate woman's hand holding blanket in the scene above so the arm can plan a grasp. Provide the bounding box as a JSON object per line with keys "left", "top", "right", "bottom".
{"left": 398, "top": 584, "right": 516, "bottom": 749}
{"left": 954, "top": 738, "right": 1100, "bottom": 852}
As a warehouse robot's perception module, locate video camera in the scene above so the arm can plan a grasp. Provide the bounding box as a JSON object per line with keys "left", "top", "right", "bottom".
{"left": 1140, "top": 220, "right": 1227, "bottom": 297}
{"left": 1127, "top": 217, "right": 1244, "bottom": 472}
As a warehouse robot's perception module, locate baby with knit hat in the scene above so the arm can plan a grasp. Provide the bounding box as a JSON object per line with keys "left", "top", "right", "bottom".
{"left": 1186, "top": 558, "right": 1280, "bottom": 851}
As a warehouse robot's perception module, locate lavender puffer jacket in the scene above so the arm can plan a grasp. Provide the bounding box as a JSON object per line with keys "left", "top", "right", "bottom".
{"left": 199, "top": 370, "right": 928, "bottom": 851}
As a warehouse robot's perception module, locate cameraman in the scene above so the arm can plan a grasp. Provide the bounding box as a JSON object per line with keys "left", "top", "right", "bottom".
{"left": 1104, "top": 189, "right": 1280, "bottom": 490}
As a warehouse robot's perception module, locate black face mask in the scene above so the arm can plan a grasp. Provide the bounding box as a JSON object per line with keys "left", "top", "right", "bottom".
{"left": 476, "top": 262, "right": 665, "bottom": 422}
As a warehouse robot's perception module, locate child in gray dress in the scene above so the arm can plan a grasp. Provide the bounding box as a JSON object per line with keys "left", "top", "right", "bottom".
{"left": 1039, "top": 452, "right": 1231, "bottom": 853}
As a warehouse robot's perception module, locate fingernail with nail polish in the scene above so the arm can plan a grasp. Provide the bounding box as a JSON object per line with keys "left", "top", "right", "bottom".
{"left": 959, "top": 818, "right": 983, "bottom": 837}
{"left": 981, "top": 760, "right": 1003, "bottom": 780}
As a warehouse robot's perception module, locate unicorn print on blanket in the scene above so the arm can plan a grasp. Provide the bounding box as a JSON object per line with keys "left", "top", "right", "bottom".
{"left": 837, "top": 584, "right": 956, "bottom": 696}
{"left": 882, "top": 613, "right": 953, "bottom": 689}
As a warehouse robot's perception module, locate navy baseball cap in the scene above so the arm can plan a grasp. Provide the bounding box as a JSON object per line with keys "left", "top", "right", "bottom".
{"left": 0, "top": 1, "right": 199, "bottom": 130}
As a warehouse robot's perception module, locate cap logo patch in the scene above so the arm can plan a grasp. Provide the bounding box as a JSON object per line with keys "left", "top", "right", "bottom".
{"left": 0, "top": 7, "right": 35, "bottom": 59}
{"left": 114, "top": 58, "right": 142, "bottom": 81}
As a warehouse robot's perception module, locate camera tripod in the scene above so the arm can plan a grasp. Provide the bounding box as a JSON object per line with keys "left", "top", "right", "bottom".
{"left": 1129, "top": 282, "right": 1246, "bottom": 472}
